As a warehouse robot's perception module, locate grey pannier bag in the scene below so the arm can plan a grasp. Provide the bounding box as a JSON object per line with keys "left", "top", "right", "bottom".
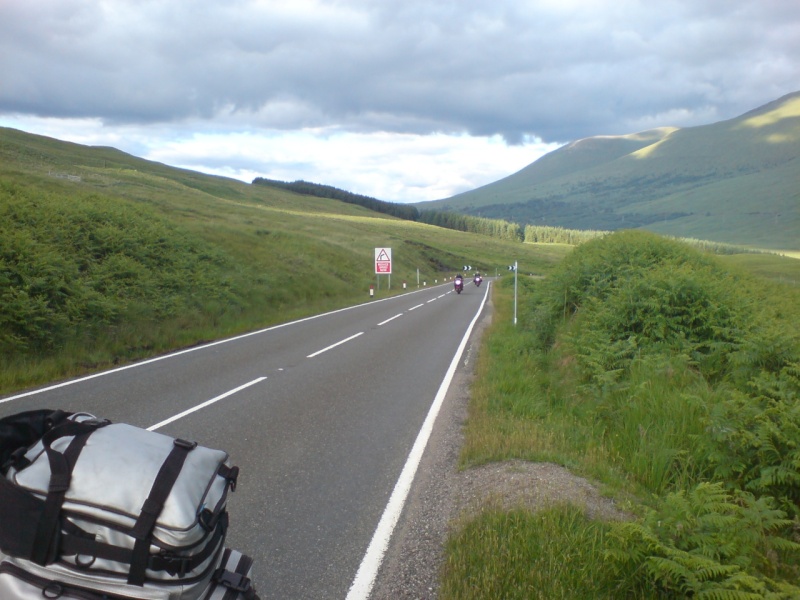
{"left": 0, "top": 547, "right": 256, "bottom": 600}
{"left": 0, "top": 409, "right": 260, "bottom": 600}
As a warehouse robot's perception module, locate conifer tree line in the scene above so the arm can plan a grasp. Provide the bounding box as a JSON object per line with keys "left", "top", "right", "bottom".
{"left": 252, "top": 177, "right": 420, "bottom": 220}
{"left": 417, "top": 210, "right": 523, "bottom": 242}
{"left": 522, "top": 224, "right": 607, "bottom": 245}
{"left": 418, "top": 210, "right": 609, "bottom": 245}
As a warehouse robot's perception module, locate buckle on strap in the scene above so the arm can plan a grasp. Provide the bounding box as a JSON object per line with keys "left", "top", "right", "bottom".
{"left": 227, "top": 465, "right": 239, "bottom": 492}
{"left": 218, "top": 464, "right": 240, "bottom": 492}
{"left": 150, "top": 552, "right": 192, "bottom": 578}
{"left": 174, "top": 438, "right": 197, "bottom": 450}
{"left": 214, "top": 568, "right": 252, "bottom": 593}
{"left": 5, "top": 446, "right": 31, "bottom": 471}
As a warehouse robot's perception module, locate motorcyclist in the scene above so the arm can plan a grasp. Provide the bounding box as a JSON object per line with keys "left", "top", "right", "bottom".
{"left": 454, "top": 273, "right": 464, "bottom": 293}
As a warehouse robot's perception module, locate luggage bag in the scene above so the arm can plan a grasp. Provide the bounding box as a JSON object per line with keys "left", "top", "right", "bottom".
{"left": 0, "top": 547, "right": 256, "bottom": 600}
{"left": 0, "top": 409, "right": 260, "bottom": 600}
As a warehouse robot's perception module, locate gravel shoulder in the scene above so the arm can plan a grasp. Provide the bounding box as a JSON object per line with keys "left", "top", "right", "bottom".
{"left": 369, "top": 291, "right": 628, "bottom": 600}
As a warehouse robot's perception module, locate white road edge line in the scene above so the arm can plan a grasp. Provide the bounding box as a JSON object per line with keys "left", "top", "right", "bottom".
{"left": 346, "top": 281, "right": 491, "bottom": 600}
{"left": 147, "top": 377, "right": 267, "bottom": 432}
{"left": 377, "top": 314, "right": 403, "bottom": 326}
{"left": 307, "top": 332, "right": 364, "bottom": 358}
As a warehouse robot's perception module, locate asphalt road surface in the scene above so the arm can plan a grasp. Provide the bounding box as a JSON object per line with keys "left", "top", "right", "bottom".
{"left": 0, "top": 278, "right": 492, "bottom": 599}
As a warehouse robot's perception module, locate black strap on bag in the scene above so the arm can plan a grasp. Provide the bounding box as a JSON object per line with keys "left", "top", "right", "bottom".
{"left": 30, "top": 418, "right": 111, "bottom": 566}
{"left": 30, "top": 430, "right": 91, "bottom": 565}
{"left": 128, "top": 437, "right": 197, "bottom": 586}
{"left": 222, "top": 552, "right": 256, "bottom": 600}
{"left": 58, "top": 510, "right": 229, "bottom": 577}
{"left": 0, "top": 411, "right": 109, "bottom": 565}
{"left": 207, "top": 549, "right": 260, "bottom": 600}
{"left": 0, "top": 409, "right": 71, "bottom": 470}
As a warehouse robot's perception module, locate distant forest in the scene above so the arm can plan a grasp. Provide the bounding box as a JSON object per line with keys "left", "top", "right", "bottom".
{"left": 417, "top": 210, "right": 523, "bottom": 242}
{"left": 415, "top": 209, "right": 617, "bottom": 245}
{"left": 252, "top": 177, "right": 571, "bottom": 243}
{"left": 250, "top": 177, "right": 762, "bottom": 254}
{"left": 252, "top": 177, "right": 420, "bottom": 221}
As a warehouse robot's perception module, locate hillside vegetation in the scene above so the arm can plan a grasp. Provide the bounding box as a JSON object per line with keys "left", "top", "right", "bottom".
{"left": 419, "top": 91, "right": 800, "bottom": 250}
{"left": 4, "top": 121, "right": 800, "bottom": 598}
{"left": 445, "top": 231, "right": 800, "bottom": 598}
{"left": 0, "top": 127, "right": 569, "bottom": 394}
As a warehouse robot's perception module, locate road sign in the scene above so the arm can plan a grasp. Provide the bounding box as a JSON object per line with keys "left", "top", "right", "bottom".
{"left": 463, "top": 265, "right": 472, "bottom": 271}
{"left": 375, "top": 247, "right": 392, "bottom": 274}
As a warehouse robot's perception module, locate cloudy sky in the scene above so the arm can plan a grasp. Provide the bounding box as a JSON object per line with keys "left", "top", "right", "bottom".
{"left": 1, "top": 0, "right": 798, "bottom": 203}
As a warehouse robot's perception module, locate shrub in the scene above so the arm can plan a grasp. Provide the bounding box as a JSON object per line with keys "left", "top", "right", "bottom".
{"left": 702, "top": 363, "right": 800, "bottom": 517}
{"left": 526, "top": 230, "right": 800, "bottom": 591}
{"left": 607, "top": 483, "right": 800, "bottom": 598}
{"left": 0, "top": 184, "right": 243, "bottom": 354}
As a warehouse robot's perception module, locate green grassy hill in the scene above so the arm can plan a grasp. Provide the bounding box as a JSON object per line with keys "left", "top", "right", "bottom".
{"left": 0, "top": 127, "right": 568, "bottom": 394}
{"left": 418, "top": 91, "right": 800, "bottom": 250}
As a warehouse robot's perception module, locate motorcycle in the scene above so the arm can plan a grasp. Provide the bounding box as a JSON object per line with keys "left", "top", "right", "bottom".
{"left": 473, "top": 275, "right": 482, "bottom": 287}
{"left": 454, "top": 277, "right": 464, "bottom": 294}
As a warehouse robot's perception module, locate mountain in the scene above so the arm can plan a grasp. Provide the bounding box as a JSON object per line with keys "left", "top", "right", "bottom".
{"left": 416, "top": 91, "right": 800, "bottom": 250}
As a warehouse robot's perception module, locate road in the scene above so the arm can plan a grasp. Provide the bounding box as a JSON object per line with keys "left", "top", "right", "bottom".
{"left": 0, "top": 278, "right": 492, "bottom": 599}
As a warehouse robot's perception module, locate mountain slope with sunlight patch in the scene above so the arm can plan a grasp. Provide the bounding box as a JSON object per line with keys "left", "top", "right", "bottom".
{"left": 418, "top": 91, "right": 800, "bottom": 249}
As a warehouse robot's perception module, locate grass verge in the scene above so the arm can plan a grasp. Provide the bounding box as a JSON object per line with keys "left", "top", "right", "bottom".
{"left": 442, "top": 231, "right": 800, "bottom": 599}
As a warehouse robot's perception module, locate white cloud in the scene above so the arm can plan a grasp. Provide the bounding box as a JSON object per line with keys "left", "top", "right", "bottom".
{"left": 1, "top": 0, "right": 797, "bottom": 202}
{"left": 0, "top": 113, "right": 558, "bottom": 202}
{"left": 144, "top": 129, "right": 560, "bottom": 202}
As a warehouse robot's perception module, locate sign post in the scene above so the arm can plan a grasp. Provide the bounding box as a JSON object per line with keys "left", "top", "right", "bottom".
{"left": 375, "top": 247, "right": 392, "bottom": 290}
{"left": 513, "top": 260, "right": 518, "bottom": 325}
{"left": 508, "top": 262, "right": 518, "bottom": 325}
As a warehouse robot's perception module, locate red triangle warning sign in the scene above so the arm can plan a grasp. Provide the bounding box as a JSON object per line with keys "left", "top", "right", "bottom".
{"left": 375, "top": 247, "right": 392, "bottom": 273}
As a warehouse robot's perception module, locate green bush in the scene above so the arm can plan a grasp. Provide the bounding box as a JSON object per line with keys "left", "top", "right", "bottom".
{"left": 607, "top": 483, "right": 800, "bottom": 598}
{"left": 536, "top": 230, "right": 798, "bottom": 385}
{"left": 0, "top": 183, "right": 244, "bottom": 355}
{"left": 702, "top": 363, "right": 800, "bottom": 518}
{"left": 565, "top": 260, "right": 749, "bottom": 385}
{"left": 540, "top": 230, "right": 718, "bottom": 317}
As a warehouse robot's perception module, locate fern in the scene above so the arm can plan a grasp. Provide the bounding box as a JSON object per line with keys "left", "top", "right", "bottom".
{"left": 702, "top": 364, "right": 800, "bottom": 516}
{"left": 607, "top": 483, "right": 800, "bottom": 598}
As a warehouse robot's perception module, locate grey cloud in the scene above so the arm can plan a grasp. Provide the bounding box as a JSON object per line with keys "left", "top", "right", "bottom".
{"left": 1, "top": 0, "right": 798, "bottom": 142}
